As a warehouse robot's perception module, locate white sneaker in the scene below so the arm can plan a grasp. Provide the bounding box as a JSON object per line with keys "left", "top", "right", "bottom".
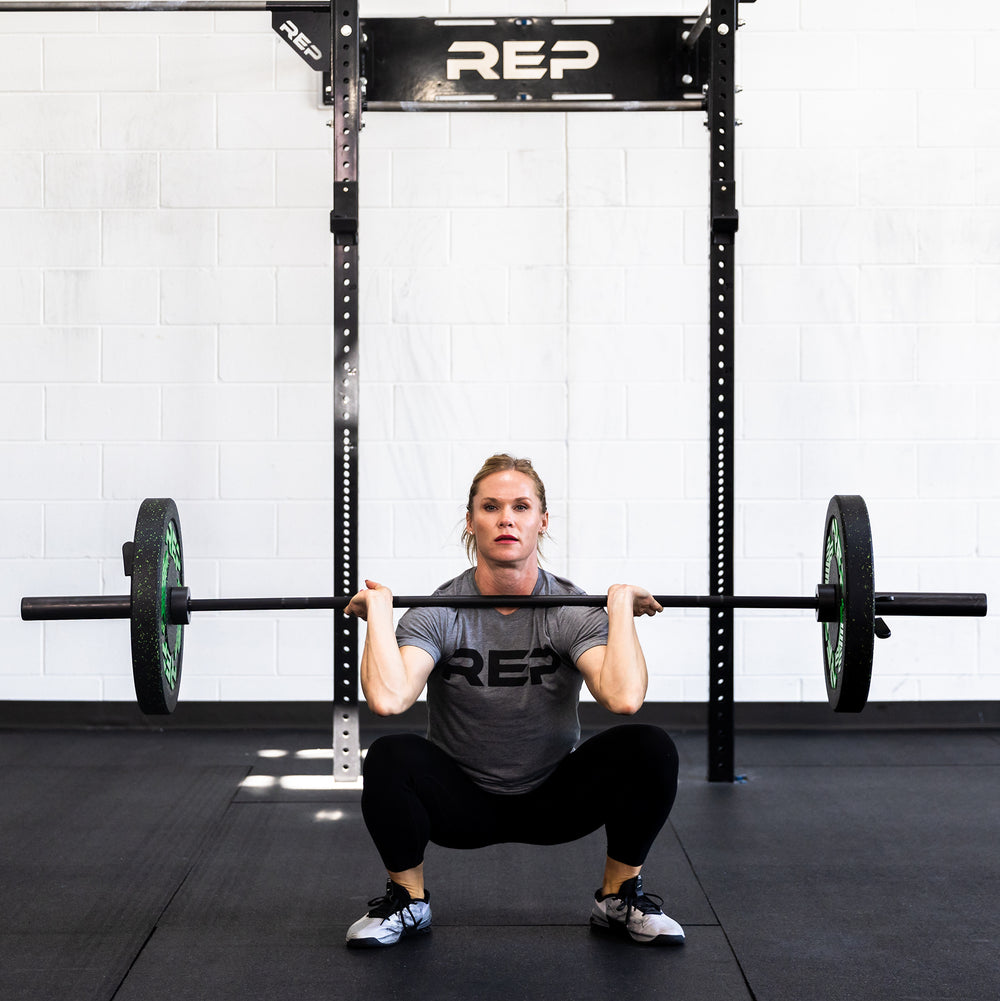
{"left": 345, "top": 879, "right": 431, "bottom": 948}
{"left": 590, "top": 875, "right": 685, "bottom": 945}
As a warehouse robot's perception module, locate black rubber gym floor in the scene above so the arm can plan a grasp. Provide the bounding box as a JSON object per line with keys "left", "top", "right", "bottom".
{"left": 2, "top": 726, "right": 998, "bottom": 1001}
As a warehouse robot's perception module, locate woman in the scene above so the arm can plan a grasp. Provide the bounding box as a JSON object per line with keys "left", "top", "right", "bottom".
{"left": 344, "top": 454, "right": 682, "bottom": 948}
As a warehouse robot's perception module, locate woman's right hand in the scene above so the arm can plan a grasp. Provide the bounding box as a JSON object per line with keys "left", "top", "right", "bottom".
{"left": 344, "top": 579, "right": 393, "bottom": 621}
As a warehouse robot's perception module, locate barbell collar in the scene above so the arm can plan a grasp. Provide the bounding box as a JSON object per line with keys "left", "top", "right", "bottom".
{"left": 170, "top": 586, "right": 192, "bottom": 625}
{"left": 815, "top": 583, "right": 839, "bottom": 623}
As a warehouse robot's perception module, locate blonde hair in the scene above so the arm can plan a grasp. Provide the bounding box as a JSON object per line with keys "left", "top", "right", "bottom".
{"left": 462, "top": 453, "right": 549, "bottom": 564}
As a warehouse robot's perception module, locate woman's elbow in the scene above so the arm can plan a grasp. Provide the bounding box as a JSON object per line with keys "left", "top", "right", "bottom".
{"left": 602, "top": 692, "right": 644, "bottom": 716}
{"left": 363, "top": 691, "right": 411, "bottom": 717}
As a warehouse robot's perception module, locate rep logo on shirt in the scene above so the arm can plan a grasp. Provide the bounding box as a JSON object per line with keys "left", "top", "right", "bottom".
{"left": 441, "top": 647, "right": 563, "bottom": 687}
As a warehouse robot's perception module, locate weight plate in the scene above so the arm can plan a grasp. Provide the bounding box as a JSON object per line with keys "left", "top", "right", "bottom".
{"left": 821, "top": 495, "right": 874, "bottom": 712}
{"left": 131, "top": 498, "right": 184, "bottom": 715}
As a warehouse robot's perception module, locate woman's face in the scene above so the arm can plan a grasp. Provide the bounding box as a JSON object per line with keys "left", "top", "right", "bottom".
{"left": 466, "top": 469, "right": 548, "bottom": 568}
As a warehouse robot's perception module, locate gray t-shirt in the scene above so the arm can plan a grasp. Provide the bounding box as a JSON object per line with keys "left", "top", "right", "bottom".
{"left": 395, "top": 567, "right": 609, "bottom": 794}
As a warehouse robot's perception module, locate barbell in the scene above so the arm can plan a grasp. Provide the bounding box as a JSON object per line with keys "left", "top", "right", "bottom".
{"left": 20, "top": 496, "right": 987, "bottom": 716}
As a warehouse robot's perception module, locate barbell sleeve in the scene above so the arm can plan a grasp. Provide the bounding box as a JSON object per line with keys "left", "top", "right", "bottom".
{"left": 873, "top": 592, "right": 987, "bottom": 617}
{"left": 20, "top": 595, "right": 133, "bottom": 620}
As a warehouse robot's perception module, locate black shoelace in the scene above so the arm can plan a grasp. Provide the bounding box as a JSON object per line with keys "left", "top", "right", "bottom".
{"left": 618, "top": 883, "right": 665, "bottom": 919}
{"left": 367, "top": 882, "right": 423, "bottom": 924}
{"left": 367, "top": 886, "right": 408, "bottom": 920}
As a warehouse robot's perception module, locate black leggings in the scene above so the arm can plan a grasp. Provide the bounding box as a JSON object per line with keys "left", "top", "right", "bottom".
{"left": 361, "top": 724, "right": 679, "bottom": 873}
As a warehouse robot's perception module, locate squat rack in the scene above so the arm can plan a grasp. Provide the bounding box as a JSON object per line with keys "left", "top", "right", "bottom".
{"left": 1, "top": 0, "right": 747, "bottom": 782}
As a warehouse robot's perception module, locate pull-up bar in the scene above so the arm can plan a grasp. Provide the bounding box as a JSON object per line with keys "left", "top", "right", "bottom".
{"left": 0, "top": 2, "right": 327, "bottom": 10}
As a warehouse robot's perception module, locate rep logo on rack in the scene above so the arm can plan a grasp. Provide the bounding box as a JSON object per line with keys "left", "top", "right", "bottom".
{"left": 446, "top": 39, "right": 599, "bottom": 80}
{"left": 278, "top": 20, "right": 323, "bottom": 62}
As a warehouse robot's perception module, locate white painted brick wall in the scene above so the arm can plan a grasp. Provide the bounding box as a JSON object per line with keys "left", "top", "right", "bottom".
{"left": 0, "top": 2, "right": 997, "bottom": 709}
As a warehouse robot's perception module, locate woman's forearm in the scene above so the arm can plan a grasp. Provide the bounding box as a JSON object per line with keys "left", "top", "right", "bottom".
{"left": 594, "top": 586, "right": 650, "bottom": 715}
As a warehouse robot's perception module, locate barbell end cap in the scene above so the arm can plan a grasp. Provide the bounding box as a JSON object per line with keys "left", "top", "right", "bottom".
{"left": 169, "top": 586, "right": 191, "bottom": 626}
{"left": 815, "top": 583, "right": 840, "bottom": 623}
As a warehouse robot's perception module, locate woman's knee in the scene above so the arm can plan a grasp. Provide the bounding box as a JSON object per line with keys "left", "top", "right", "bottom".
{"left": 604, "top": 724, "right": 679, "bottom": 785}
{"left": 634, "top": 723, "right": 678, "bottom": 764}
{"left": 601, "top": 722, "right": 675, "bottom": 753}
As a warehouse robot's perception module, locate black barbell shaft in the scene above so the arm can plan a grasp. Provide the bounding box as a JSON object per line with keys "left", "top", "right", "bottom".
{"left": 186, "top": 593, "right": 826, "bottom": 612}
{"left": 21, "top": 589, "right": 988, "bottom": 621}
